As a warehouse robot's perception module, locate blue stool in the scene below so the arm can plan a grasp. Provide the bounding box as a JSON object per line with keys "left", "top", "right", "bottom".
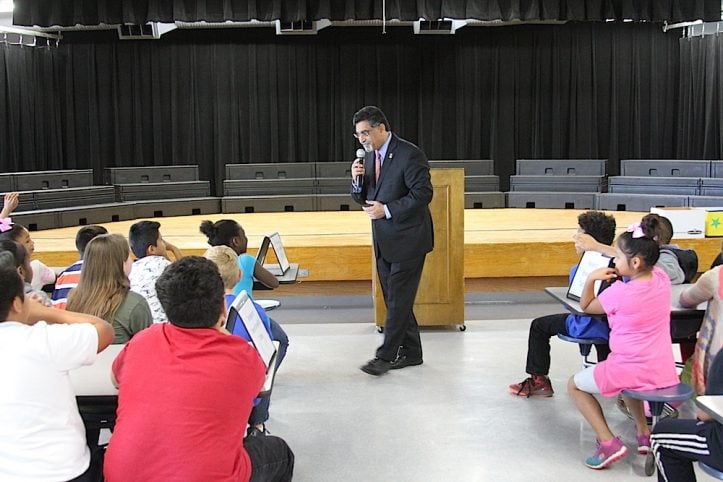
{"left": 700, "top": 462, "right": 723, "bottom": 479}
{"left": 556, "top": 334, "right": 608, "bottom": 368}
{"left": 622, "top": 383, "right": 695, "bottom": 476}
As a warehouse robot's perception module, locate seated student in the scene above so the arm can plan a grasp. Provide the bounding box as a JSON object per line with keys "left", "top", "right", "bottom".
{"left": 508, "top": 211, "right": 616, "bottom": 397}
{"left": 0, "top": 239, "right": 52, "bottom": 306}
{"left": 568, "top": 217, "right": 680, "bottom": 469}
{"left": 578, "top": 212, "right": 699, "bottom": 418}
{"left": 657, "top": 215, "right": 699, "bottom": 284}
{"left": 652, "top": 215, "right": 700, "bottom": 365}
{"left": 128, "top": 220, "right": 183, "bottom": 324}
{"left": 576, "top": 212, "right": 690, "bottom": 284}
{"left": 204, "top": 245, "right": 279, "bottom": 436}
{"left": 200, "top": 219, "right": 289, "bottom": 373}
{"left": 104, "top": 257, "right": 294, "bottom": 482}
{"left": 0, "top": 219, "right": 56, "bottom": 293}
{"left": 67, "top": 234, "right": 153, "bottom": 344}
{"left": 0, "top": 267, "right": 114, "bottom": 482}
{"left": 199, "top": 219, "right": 280, "bottom": 294}
{"left": 679, "top": 263, "right": 723, "bottom": 395}
{"left": 651, "top": 349, "right": 723, "bottom": 482}
{"left": 52, "top": 225, "right": 109, "bottom": 309}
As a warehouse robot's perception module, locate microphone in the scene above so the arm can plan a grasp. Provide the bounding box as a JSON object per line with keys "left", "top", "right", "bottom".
{"left": 354, "top": 148, "right": 366, "bottom": 187}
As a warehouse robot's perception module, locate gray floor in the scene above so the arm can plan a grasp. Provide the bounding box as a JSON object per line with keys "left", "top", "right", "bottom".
{"left": 270, "top": 290, "right": 558, "bottom": 325}
{"left": 267, "top": 296, "right": 706, "bottom": 482}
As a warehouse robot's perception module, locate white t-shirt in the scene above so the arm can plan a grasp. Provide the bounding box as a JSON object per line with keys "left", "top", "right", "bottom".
{"left": 129, "top": 256, "right": 171, "bottom": 324}
{"left": 0, "top": 321, "right": 98, "bottom": 481}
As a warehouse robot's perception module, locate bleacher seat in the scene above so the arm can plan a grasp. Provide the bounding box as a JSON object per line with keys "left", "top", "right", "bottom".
{"left": 712, "top": 161, "right": 723, "bottom": 178}
{"left": 133, "top": 198, "right": 220, "bottom": 218}
{"left": 11, "top": 210, "right": 61, "bottom": 231}
{"left": 465, "top": 192, "right": 505, "bottom": 209}
{"left": 223, "top": 179, "right": 316, "bottom": 196}
{"left": 224, "top": 163, "right": 316, "bottom": 198}
{"left": 465, "top": 175, "right": 500, "bottom": 192}
{"left": 13, "top": 191, "right": 36, "bottom": 212}
{"left": 315, "top": 194, "right": 356, "bottom": 211}
{"left": 506, "top": 192, "right": 597, "bottom": 209}
{"left": 59, "top": 203, "right": 136, "bottom": 227}
{"left": 314, "top": 161, "right": 352, "bottom": 178}
{"left": 688, "top": 196, "right": 723, "bottom": 207}
{"left": 509, "top": 175, "right": 606, "bottom": 193}
{"left": 33, "top": 186, "right": 116, "bottom": 210}
{"left": 115, "top": 181, "right": 211, "bottom": 202}
{"left": 13, "top": 169, "right": 94, "bottom": 191}
{"left": 608, "top": 176, "right": 700, "bottom": 196}
{"left": 595, "top": 193, "right": 688, "bottom": 211}
{"left": 104, "top": 165, "right": 200, "bottom": 184}
{"left": 225, "top": 163, "right": 315, "bottom": 180}
{"left": 222, "top": 195, "right": 314, "bottom": 213}
{"left": 515, "top": 159, "right": 606, "bottom": 176}
{"left": 700, "top": 178, "right": 723, "bottom": 196}
{"left": 621, "top": 159, "right": 711, "bottom": 178}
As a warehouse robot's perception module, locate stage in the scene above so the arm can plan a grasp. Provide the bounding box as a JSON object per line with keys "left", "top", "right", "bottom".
{"left": 30, "top": 209, "right": 722, "bottom": 291}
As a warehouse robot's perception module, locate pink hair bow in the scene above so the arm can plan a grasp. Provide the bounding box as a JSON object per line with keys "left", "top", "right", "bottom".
{"left": 627, "top": 222, "right": 644, "bottom": 239}
{"left": 0, "top": 217, "right": 12, "bottom": 233}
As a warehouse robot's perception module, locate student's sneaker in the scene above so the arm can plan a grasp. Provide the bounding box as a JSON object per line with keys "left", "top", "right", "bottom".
{"left": 637, "top": 434, "right": 651, "bottom": 455}
{"left": 585, "top": 437, "right": 628, "bottom": 469}
{"left": 508, "top": 375, "right": 554, "bottom": 398}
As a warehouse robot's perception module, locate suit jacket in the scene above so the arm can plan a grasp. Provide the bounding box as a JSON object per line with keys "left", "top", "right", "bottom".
{"left": 351, "top": 133, "right": 434, "bottom": 262}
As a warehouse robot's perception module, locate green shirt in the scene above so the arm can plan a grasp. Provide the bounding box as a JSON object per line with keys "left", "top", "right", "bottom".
{"left": 112, "top": 291, "right": 153, "bottom": 344}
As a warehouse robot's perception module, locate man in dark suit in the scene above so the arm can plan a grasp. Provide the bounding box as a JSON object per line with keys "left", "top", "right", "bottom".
{"left": 350, "top": 106, "right": 434, "bottom": 376}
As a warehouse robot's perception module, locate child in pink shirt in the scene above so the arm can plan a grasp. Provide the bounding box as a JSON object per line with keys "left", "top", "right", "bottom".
{"left": 568, "top": 216, "right": 679, "bottom": 470}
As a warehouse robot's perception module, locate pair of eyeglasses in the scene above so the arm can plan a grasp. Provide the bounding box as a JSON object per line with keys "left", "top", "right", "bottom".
{"left": 353, "top": 124, "right": 379, "bottom": 139}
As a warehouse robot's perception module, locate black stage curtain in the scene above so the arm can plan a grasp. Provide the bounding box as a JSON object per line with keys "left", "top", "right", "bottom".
{"left": 677, "top": 34, "right": 723, "bottom": 159}
{"left": 0, "top": 23, "right": 681, "bottom": 191}
{"left": 14, "top": 0, "right": 720, "bottom": 27}
{"left": 45, "top": 23, "right": 679, "bottom": 191}
{"left": 0, "top": 45, "right": 65, "bottom": 172}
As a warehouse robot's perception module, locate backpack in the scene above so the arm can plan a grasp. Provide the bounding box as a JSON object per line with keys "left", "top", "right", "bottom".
{"left": 667, "top": 247, "right": 699, "bottom": 283}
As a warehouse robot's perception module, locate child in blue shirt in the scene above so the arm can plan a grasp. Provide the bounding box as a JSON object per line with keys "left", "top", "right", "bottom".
{"left": 509, "top": 211, "right": 616, "bottom": 397}
{"left": 203, "top": 245, "right": 278, "bottom": 437}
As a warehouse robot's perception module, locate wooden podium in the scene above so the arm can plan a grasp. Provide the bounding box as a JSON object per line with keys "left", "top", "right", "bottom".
{"left": 373, "top": 168, "right": 465, "bottom": 330}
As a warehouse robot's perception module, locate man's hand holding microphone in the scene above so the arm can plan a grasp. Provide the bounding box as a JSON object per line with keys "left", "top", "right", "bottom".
{"left": 351, "top": 148, "right": 365, "bottom": 190}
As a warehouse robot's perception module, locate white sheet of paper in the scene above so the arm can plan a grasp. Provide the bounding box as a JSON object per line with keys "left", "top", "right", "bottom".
{"left": 567, "top": 250, "right": 613, "bottom": 300}
{"left": 231, "top": 291, "right": 277, "bottom": 368}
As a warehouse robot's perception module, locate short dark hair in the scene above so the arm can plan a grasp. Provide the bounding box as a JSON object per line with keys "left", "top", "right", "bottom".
{"left": 645, "top": 213, "right": 673, "bottom": 245}
{"left": 128, "top": 220, "right": 161, "bottom": 259}
{"left": 0, "top": 267, "right": 24, "bottom": 321}
{"left": 352, "top": 105, "right": 391, "bottom": 132}
{"left": 155, "top": 256, "right": 224, "bottom": 329}
{"left": 75, "top": 225, "right": 109, "bottom": 256}
{"left": 618, "top": 216, "right": 661, "bottom": 268}
{"left": 578, "top": 211, "right": 616, "bottom": 246}
{"left": 199, "top": 219, "right": 241, "bottom": 248}
{"left": 0, "top": 239, "right": 27, "bottom": 269}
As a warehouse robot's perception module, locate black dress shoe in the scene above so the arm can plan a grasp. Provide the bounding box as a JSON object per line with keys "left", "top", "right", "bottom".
{"left": 390, "top": 355, "right": 423, "bottom": 370}
{"left": 360, "top": 358, "right": 392, "bottom": 376}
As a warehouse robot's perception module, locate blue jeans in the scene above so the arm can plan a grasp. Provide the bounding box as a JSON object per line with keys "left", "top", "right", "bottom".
{"left": 249, "top": 317, "right": 288, "bottom": 426}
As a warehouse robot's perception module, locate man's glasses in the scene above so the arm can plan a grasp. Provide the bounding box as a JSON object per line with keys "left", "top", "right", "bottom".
{"left": 353, "top": 124, "right": 379, "bottom": 139}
